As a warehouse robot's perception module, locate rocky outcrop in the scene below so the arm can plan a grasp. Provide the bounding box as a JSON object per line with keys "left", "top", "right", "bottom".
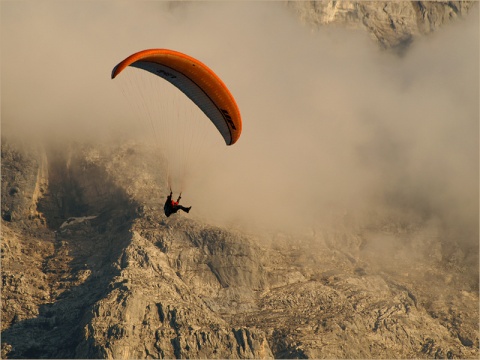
{"left": 1, "top": 139, "right": 478, "bottom": 358}
{"left": 286, "top": 1, "right": 475, "bottom": 52}
{"left": 1, "top": 140, "right": 273, "bottom": 359}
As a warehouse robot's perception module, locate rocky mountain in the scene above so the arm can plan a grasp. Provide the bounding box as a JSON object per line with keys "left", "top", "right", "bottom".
{"left": 1, "top": 1, "right": 478, "bottom": 359}
{"left": 286, "top": 1, "right": 475, "bottom": 52}
{"left": 1, "top": 137, "right": 478, "bottom": 359}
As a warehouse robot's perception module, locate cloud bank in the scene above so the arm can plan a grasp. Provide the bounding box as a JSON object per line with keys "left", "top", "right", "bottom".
{"left": 2, "top": 2, "right": 478, "bottom": 248}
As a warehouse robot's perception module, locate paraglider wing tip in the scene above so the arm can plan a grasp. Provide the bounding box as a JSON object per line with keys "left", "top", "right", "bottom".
{"left": 111, "top": 64, "right": 121, "bottom": 79}
{"left": 228, "top": 131, "right": 241, "bottom": 145}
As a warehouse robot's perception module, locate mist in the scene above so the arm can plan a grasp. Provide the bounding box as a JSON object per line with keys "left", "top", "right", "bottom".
{"left": 2, "top": 0, "right": 478, "bottom": 251}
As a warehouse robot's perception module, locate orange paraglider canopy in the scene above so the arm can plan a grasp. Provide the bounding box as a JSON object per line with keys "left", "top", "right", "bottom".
{"left": 112, "top": 49, "right": 242, "bottom": 145}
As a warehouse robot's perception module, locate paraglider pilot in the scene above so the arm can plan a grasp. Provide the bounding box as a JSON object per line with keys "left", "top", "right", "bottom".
{"left": 164, "top": 191, "right": 191, "bottom": 217}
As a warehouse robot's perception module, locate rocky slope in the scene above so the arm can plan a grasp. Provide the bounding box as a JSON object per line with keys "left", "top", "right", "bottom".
{"left": 1, "top": 138, "right": 478, "bottom": 359}
{"left": 286, "top": 1, "right": 475, "bottom": 52}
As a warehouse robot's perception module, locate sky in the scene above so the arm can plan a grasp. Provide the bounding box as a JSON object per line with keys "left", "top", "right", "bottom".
{"left": 1, "top": 1, "right": 479, "bottom": 247}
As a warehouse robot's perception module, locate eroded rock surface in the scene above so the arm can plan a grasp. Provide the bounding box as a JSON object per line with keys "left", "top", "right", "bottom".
{"left": 1, "top": 138, "right": 478, "bottom": 359}
{"left": 286, "top": 1, "right": 475, "bottom": 52}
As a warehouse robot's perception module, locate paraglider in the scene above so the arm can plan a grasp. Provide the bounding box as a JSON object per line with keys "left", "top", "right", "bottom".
{"left": 111, "top": 48, "right": 242, "bottom": 145}
{"left": 164, "top": 191, "right": 191, "bottom": 217}
{"left": 111, "top": 49, "right": 242, "bottom": 217}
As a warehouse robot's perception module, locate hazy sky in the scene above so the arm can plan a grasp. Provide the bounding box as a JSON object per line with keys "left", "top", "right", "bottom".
{"left": 1, "top": 1, "right": 479, "bottom": 240}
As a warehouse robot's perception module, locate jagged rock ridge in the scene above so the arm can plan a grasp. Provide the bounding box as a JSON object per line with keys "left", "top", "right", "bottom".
{"left": 286, "top": 1, "right": 475, "bottom": 51}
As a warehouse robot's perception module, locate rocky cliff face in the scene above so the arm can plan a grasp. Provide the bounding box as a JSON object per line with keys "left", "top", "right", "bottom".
{"left": 286, "top": 1, "right": 475, "bottom": 52}
{"left": 1, "top": 138, "right": 478, "bottom": 359}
